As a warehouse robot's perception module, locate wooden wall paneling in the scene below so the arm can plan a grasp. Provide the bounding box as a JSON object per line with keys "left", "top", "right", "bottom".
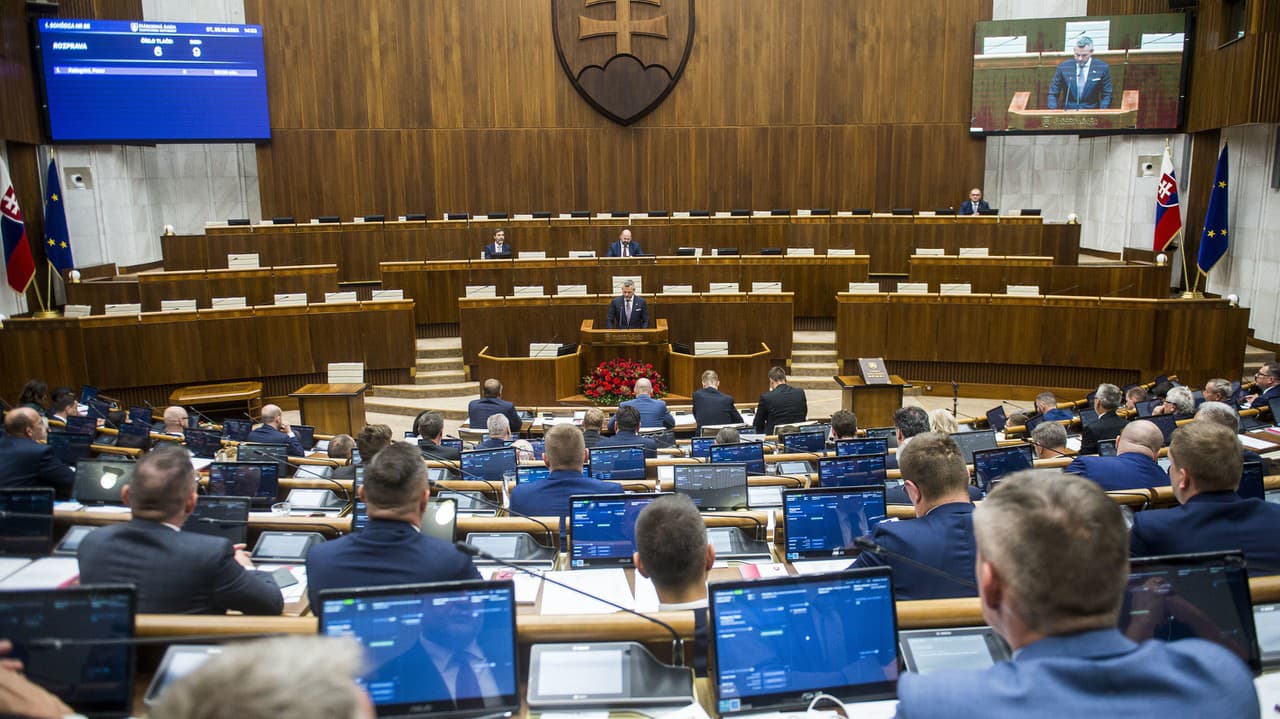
{"left": 787, "top": 217, "right": 832, "bottom": 250}
{"left": 1149, "top": 300, "right": 1246, "bottom": 383}
{"left": 138, "top": 312, "right": 205, "bottom": 386}
{"left": 1040, "top": 296, "right": 1102, "bottom": 370}
{"left": 80, "top": 316, "right": 143, "bottom": 389}
{"left": 64, "top": 279, "right": 142, "bottom": 314}
{"left": 835, "top": 295, "right": 892, "bottom": 371}
{"left": 196, "top": 308, "right": 261, "bottom": 382}
{"left": 885, "top": 295, "right": 939, "bottom": 362}
{"left": 336, "top": 223, "right": 385, "bottom": 282}
{"left": 138, "top": 270, "right": 207, "bottom": 311}
{"left": 378, "top": 263, "right": 431, "bottom": 325}
{"left": 991, "top": 297, "right": 1045, "bottom": 366}
{"left": 465, "top": 259, "right": 517, "bottom": 297}
{"left": 160, "top": 235, "right": 208, "bottom": 271}
{"left": 1040, "top": 222, "right": 1081, "bottom": 264}
{"left": 1093, "top": 299, "right": 1156, "bottom": 371}
{"left": 424, "top": 260, "right": 470, "bottom": 324}
{"left": 381, "top": 222, "right": 432, "bottom": 264}
{"left": 206, "top": 268, "right": 272, "bottom": 307}
{"left": 934, "top": 295, "right": 996, "bottom": 363}
{"left": 994, "top": 217, "right": 1043, "bottom": 256}
{"left": 306, "top": 303, "right": 368, "bottom": 373}
{"left": 358, "top": 301, "right": 416, "bottom": 370}
{"left": 253, "top": 306, "right": 314, "bottom": 376}
{"left": 548, "top": 221, "right": 593, "bottom": 257}
{"left": 273, "top": 265, "right": 340, "bottom": 303}
{"left": 0, "top": 2, "right": 42, "bottom": 144}
{"left": 2, "top": 318, "right": 88, "bottom": 400}
{"left": 205, "top": 227, "right": 258, "bottom": 269}
{"left": 57, "top": 0, "right": 142, "bottom": 20}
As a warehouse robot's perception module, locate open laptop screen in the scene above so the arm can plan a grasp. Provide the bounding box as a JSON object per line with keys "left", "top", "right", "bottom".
{"left": 184, "top": 428, "right": 223, "bottom": 459}
{"left": 48, "top": 429, "right": 93, "bottom": 466}
{"left": 182, "top": 495, "right": 251, "bottom": 545}
{"left": 781, "top": 430, "right": 826, "bottom": 454}
{"left": 817, "top": 454, "right": 887, "bottom": 488}
{"left": 1239, "top": 457, "right": 1264, "bottom": 501}
{"left": 0, "top": 488, "right": 54, "bottom": 556}
{"left": 1097, "top": 439, "right": 1117, "bottom": 456}
{"left": 673, "top": 463, "right": 748, "bottom": 511}
{"left": 782, "top": 486, "right": 887, "bottom": 561}
{"left": 220, "top": 418, "right": 252, "bottom": 442}
{"left": 65, "top": 415, "right": 97, "bottom": 435}
{"left": 972, "top": 445, "right": 1035, "bottom": 494}
{"left": 710, "top": 442, "right": 765, "bottom": 475}
{"left": 0, "top": 584, "right": 136, "bottom": 718}
{"left": 292, "top": 424, "right": 316, "bottom": 451}
{"left": 318, "top": 580, "right": 521, "bottom": 719}
{"left": 835, "top": 438, "right": 888, "bottom": 457}
{"left": 709, "top": 568, "right": 898, "bottom": 715}
{"left": 1121, "top": 551, "right": 1260, "bottom": 674}
{"left": 460, "top": 447, "right": 517, "bottom": 483}
{"left": 947, "top": 430, "right": 996, "bottom": 465}
{"left": 984, "top": 406, "right": 1007, "bottom": 432}
{"left": 689, "top": 436, "right": 715, "bottom": 459}
{"left": 207, "top": 462, "right": 279, "bottom": 509}
{"left": 1255, "top": 603, "right": 1280, "bottom": 669}
{"left": 587, "top": 446, "right": 646, "bottom": 481}
{"left": 516, "top": 466, "right": 550, "bottom": 485}
{"left": 73, "top": 459, "right": 135, "bottom": 505}
{"left": 568, "top": 493, "right": 660, "bottom": 568}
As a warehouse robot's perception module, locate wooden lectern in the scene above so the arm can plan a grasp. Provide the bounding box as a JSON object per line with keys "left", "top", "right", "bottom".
{"left": 579, "top": 319, "right": 670, "bottom": 377}
{"left": 835, "top": 375, "right": 907, "bottom": 428}
{"left": 1007, "top": 90, "right": 1139, "bottom": 131}
{"left": 290, "top": 383, "right": 369, "bottom": 435}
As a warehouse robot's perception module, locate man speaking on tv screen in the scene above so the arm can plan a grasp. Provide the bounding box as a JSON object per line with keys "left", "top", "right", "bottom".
{"left": 1047, "top": 36, "right": 1113, "bottom": 110}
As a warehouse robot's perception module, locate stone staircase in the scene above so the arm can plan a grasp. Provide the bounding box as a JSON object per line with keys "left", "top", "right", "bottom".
{"left": 365, "top": 338, "right": 477, "bottom": 420}
{"left": 788, "top": 330, "right": 840, "bottom": 391}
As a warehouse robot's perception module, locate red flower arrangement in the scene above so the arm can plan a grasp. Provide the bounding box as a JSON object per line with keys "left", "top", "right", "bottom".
{"left": 581, "top": 358, "right": 666, "bottom": 406}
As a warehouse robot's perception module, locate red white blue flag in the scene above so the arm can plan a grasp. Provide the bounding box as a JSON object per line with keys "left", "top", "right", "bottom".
{"left": 1, "top": 155, "right": 36, "bottom": 294}
{"left": 1153, "top": 145, "right": 1182, "bottom": 253}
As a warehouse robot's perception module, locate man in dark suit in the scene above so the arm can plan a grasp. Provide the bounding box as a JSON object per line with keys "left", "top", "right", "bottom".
{"left": 1079, "top": 382, "right": 1128, "bottom": 455}
{"left": 1046, "top": 36, "right": 1113, "bottom": 109}
{"left": 595, "top": 405, "right": 658, "bottom": 458}
{"left": 77, "top": 445, "right": 283, "bottom": 615}
{"left": 853, "top": 432, "right": 977, "bottom": 600}
{"left": 581, "top": 407, "right": 606, "bottom": 449}
{"left": 1034, "top": 391, "right": 1073, "bottom": 422}
{"left": 468, "top": 379, "right": 522, "bottom": 434}
{"left": 1130, "top": 422, "right": 1280, "bottom": 574}
{"left": 605, "top": 227, "right": 643, "bottom": 257}
{"left": 245, "top": 404, "right": 305, "bottom": 457}
{"left": 895, "top": 471, "right": 1258, "bottom": 717}
{"left": 509, "top": 424, "right": 618, "bottom": 520}
{"left": 307, "top": 442, "right": 480, "bottom": 607}
{"left": 633, "top": 493, "right": 713, "bottom": 676}
{"left": 1065, "top": 420, "right": 1167, "bottom": 491}
{"left": 1244, "top": 361, "right": 1280, "bottom": 409}
{"left": 608, "top": 378, "right": 674, "bottom": 431}
{"left": 692, "top": 370, "right": 743, "bottom": 429}
{"left": 482, "top": 227, "right": 512, "bottom": 259}
{"left": 0, "top": 408, "right": 74, "bottom": 497}
{"left": 327, "top": 434, "right": 357, "bottom": 480}
{"left": 606, "top": 278, "right": 648, "bottom": 329}
{"left": 958, "top": 188, "right": 990, "bottom": 215}
{"left": 415, "top": 411, "right": 460, "bottom": 462}
{"left": 752, "top": 366, "right": 807, "bottom": 434}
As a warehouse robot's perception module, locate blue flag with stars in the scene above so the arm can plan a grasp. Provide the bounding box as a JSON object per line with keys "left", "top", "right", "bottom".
{"left": 1196, "top": 144, "right": 1229, "bottom": 274}
{"left": 44, "top": 157, "right": 73, "bottom": 273}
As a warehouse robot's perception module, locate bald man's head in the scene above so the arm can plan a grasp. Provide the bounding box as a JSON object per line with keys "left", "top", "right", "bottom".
{"left": 4, "top": 407, "right": 44, "bottom": 439}
{"left": 633, "top": 378, "right": 653, "bottom": 397}
{"left": 1118, "top": 420, "right": 1163, "bottom": 457}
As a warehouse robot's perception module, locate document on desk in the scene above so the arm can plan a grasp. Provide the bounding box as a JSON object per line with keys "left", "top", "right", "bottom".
{"left": 0, "top": 558, "right": 31, "bottom": 582}
{"left": 633, "top": 573, "right": 660, "bottom": 613}
{"left": 1254, "top": 672, "right": 1280, "bottom": 717}
{"left": 791, "top": 559, "right": 856, "bottom": 575}
{"left": 1240, "top": 434, "right": 1277, "bottom": 451}
{"left": 540, "top": 568, "right": 634, "bottom": 615}
{"left": 0, "top": 557, "right": 80, "bottom": 589}
{"left": 489, "top": 568, "right": 543, "bottom": 604}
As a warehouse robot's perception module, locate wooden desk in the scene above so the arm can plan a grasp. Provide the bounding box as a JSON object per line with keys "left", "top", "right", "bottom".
{"left": 907, "top": 255, "right": 1170, "bottom": 298}
{"left": 290, "top": 383, "right": 369, "bottom": 435}
{"left": 169, "top": 382, "right": 264, "bottom": 418}
{"left": 835, "top": 374, "right": 908, "bottom": 427}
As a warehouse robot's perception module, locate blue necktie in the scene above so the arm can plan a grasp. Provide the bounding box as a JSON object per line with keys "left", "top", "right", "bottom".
{"left": 452, "top": 651, "right": 483, "bottom": 708}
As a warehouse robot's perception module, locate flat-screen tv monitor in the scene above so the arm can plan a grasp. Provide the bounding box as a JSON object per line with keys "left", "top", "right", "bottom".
{"left": 0, "top": 488, "right": 55, "bottom": 556}
{"left": 673, "top": 463, "right": 748, "bottom": 511}
{"left": 781, "top": 430, "right": 827, "bottom": 454}
{"left": 47, "top": 429, "right": 93, "bottom": 466}
{"left": 587, "top": 445, "right": 647, "bottom": 481}
{"left": 207, "top": 461, "right": 279, "bottom": 509}
{"left": 36, "top": 19, "right": 270, "bottom": 143}
{"left": 460, "top": 446, "right": 517, "bottom": 483}
{"left": 948, "top": 430, "right": 997, "bottom": 465}
{"left": 782, "top": 486, "right": 887, "bottom": 562}
{"left": 220, "top": 418, "right": 252, "bottom": 442}
{"left": 836, "top": 438, "right": 888, "bottom": 457}
{"left": 710, "top": 442, "right": 766, "bottom": 475}
{"left": 568, "top": 493, "right": 660, "bottom": 568}
{"left": 817, "top": 454, "right": 887, "bottom": 488}
{"left": 972, "top": 445, "right": 1036, "bottom": 493}
{"left": 970, "top": 13, "right": 1188, "bottom": 135}
{"left": 182, "top": 495, "right": 251, "bottom": 545}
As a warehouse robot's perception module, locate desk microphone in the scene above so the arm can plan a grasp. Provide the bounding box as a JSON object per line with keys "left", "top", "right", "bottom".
{"left": 443, "top": 490, "right": 557, "bottom": 550}
{"left": 186, "top": 405, "right": 216, "bottom": 427}
{"left": 28, "top": 632, "right": 277, "bottom": 650}
{"left": 1106, "top": 284, "right": 1136, "bottom": 298}
{"left": 852, "top": 537, "right": 977, "bottom": 590}
{"left": 454, "top": 541, "right": 686, "bottom": 667}
{"left": 288, "top": 465, "right": 352, "bottom": 502}
{"left": 1001, "top": 400, "right": 1030, "bottom": 414}
{"left": 1045, "top": 285, "right": 1078, "bottom": 296}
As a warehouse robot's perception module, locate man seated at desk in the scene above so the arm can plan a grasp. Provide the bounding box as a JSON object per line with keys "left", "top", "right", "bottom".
{"left": 46, "top": 390, "right": 79, "bottom": 425}
{"left": 581, "top": 407, "right": 606, "bottom": 449}
{"left": 307, "top": 442, "right": 480, "bottom": 607}
{"left": 0, "top": 407, "right": 74, "bottom": 496}
{"left": 633, "top": 493, "right": 713, "bottom": 675}
{"left": 160, "top": 406, "right": 189, "bottom": 436}
{"left": 886, "top": 406, "right": 929, "bottom": 471}
{"left": 1034, "top": 392, "right": 1073, "bottom": 422}
{"left": 596, "top": 406, "right": 658, "bottom": 458}
{"left": 328, "top": 434, "right": 357, "bottom": 479}
{"left": 959, "top": 188, "right": 989, "bottom": 215}
{"left": 1244, "top": 361, "right": 1280, "bottom": 409}
{"left": 1065, "top": 420, "right": 1167, "bottom": 491}
{"left": 77, "top": 445, "right": 283, "bottom": 615}
{"left": 356, "top": 423, "right": 393, "bottom": 464}
{"left": 508, "top": 424, "right": 617, "bottom": 520}
{"left": 752, "top": 367, "right": 807, "bottom": 435}
{"left": 608, "top": 378, "right": 674, "bottom": 431}
{"left": 1079, "top": 383, "right": 1128, "bottom": 455}
{"left": 1030, "top": 422, "right": 1069, "bottom": 460}
{"left": 482, "top": 227, "right": 512, "bottom": 259}
{"left": 468, "top": 379, "right": 522, "bottom": 435}
{"left": 692, "top": 370, "right": 743, "bottom": 429}
{"left": 606, "top": 278, "right": 648, "bottom": 329}
{"left": 246, "top": 404, "right": 305, "bottom": 457}
{"left": 416, "top": 411, "right": 461, "bottom": 462}
{"left": 606, "top": 227, "right": 643, "bottom": 257}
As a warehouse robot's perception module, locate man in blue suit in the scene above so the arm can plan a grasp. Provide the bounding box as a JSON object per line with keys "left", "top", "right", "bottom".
{"left": 468, "top": 379, "right": 522, "bottom": 434}
{"left": 1065, "top": 420, "right": 1167, "bottom": 491}
{"left": 0, "top": 407, "right": 74, "bottom": 497}
{"left": 605, "top": 227, "right": 643, "bottom": 257}
{"left": 307, "top": 442, "right": 480, "bottom": 607}
{"left": 1130, "top": 421, "right": 1280, "bottom": 574}
{"left": 608, "top": 378, "right": 674, "bottom": 431}
{"left": 691, "top": 370, "right": 743, "bottom": 429}
{"left": 606, "top": 279, "right": 648, "bottom": 329}
{"left": 1034, "top": 391, "right": 1073, "bottom": 422}
{"left": 1244, "top": 361, "right": 1280, "bottom": 409}
{"left": 895, "top": 471, "right": 1259, "bottom": 718}
{"left": 482, "top": 227, "right": 512, "bottom": 259}
{"left": 851, "top": 432, "right": 976, "bottom": 600}
{"left": 509, "top": 424, "right": 618, "bottom": 521}
{"left": 958, "top": 188, "right": 989, "bottom": 215}
{"left": 1046, "top": 36, "right": 1113, "bottom": 110}
{"left": 245, "top": 404, "right": 305, "bottom": 457}
{"left": 597, "top": 405, "right": 659, "bottom": 458}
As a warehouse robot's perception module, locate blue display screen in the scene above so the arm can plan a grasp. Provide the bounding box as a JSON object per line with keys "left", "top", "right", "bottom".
{"left": 460, "top": 447, "right": 516, "bottom": 482}
{"left": 588, "top": 446, "right": 646, "bottom": 481}
{"left": 972, "top": 445, "right": 1035, "bottom": 493}
{"left": 782, "top": 431, "right": 826, "bottom": 454}
{"left": 783, "top": 487, "right": 886, "bottom": 560}
{"left": 517, "top": 466, "right": 550, "bottom": 484}
{"left": 711, "top": 442, "right": 766, "bottom": 475}
{"left": 818, "top": 454, "right": 887, "bottom": 488}
{"left": 690, "top": 437, "right": 715, "bottom": 458}
{"left": 568, "top": 493, "right": 658, "bottom": 567}
{"left": 835, "top": 438, "right": 888, "bottom": 457}
{"left": 38, "top": 19, "right": 270, "bottom": 142}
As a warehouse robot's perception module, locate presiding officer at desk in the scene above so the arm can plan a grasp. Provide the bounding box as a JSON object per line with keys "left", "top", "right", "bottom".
{"left": 894, "top": 471, "right": 1258, "bottom": 717}
{"left": 77, "top": 445, "right": 283, "bottom": 615}
{"left": 0, "top": 407, "right": 74, "bottom": 496}
{"left": 482, "top": 227, "right": 512, "bottom": 259}
{"left": 958, "top": 188, "right": 989, "bottom": 215}
{"left": 306, "top": 442, "right": 480, "bottom": 607}
{"left": 606, "top": 227, "right": 643, "bottom": 257}
{"left": 607, "top": 278, "right": 648, "bottom": 329}
{"left": 246, "top": 404, "right": 305, "bottom": 457}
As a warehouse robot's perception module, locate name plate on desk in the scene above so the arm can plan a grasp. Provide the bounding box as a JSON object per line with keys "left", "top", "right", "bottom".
{"left": 940, "top": 283, "right": 972, "bottom": 295}
{"left": 858, "top": 358, "right": 892, "bottom": 385}
{"left": 557, "top": 284, "right": 588, "bottom": 296}
{"left": 896, "top": 282, "right": 928, "bottom": 294}
{"left": 751, "top": 281, "right": 783, "bottom": 294}
{"left": 848, "top": 282, "right": 880, "bottom": 294}
{"left": 1006, "top": 284, "right": 1041, "bottom": 296}
{"left": 708, "top": 282, "right": 739, "bottom": 294}
{"left": 959, "top": 247, "right": 991, "bottom": 257}
{"left": 828, "top": 248, "right": 859, "bottom": 256}
{"left": 464, "top": 285, "right": 497, "bottom": 298}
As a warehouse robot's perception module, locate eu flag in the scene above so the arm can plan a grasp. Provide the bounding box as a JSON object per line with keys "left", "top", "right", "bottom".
{"left": 44, "top": 157, "right": 73, "bottom": 273}
{"left": 1196, "top": 144, "right": 1229, "bottom": 274}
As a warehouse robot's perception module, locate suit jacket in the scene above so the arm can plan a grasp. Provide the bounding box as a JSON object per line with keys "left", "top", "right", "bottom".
{"left": 692, "top": 387, "right": 742, "bottom": 428}
{"left": 894, "top": 628, "right": 1257, "bottom": 719}
{"left": 1047, "top": 57, "right": 1113, "bottom": 109}
{"left": 508, "top": 469, "right": 619, "bottom": 520}
{"left": 0, "top": 435, "right": 75, "bottom": 497}
{"left": 245, "top": 424, "right": 305, "bottom": 457}
{"left": 851, "top": 502, "right": 977, "bottom": 600}
{"left": 1042, "top": 408, "right": 1073, "bottom": 422}
{"left": 1078, "top": 410, "right": 1127, "bottom": 455}
{"left": 306, "top": 518, "right": 480, "bottom": 608}
{"left": 606, "top": 240, "right": 644, "bottom": 257}
{"left": 1249, "top": 384, "right": 1280, "bottom": 409}
{"left": 608, "top": 395, "right": 674, "bottom": 430}
{"left": 467, "top": 396, "right": 522, "bottom": 434}
{"left": 482, "top": 242, "right": 512, "bottom": 259}
{"left": 958, "top": 199, "right": 990, "bottom": 215}
{"left": 607, "top": 294, "right": 648, "bottom": 329}
{"left": 886, "top": 483, "right": 983, "bottom": 504}
{"left": 1130, "top": 491, "right": 1280, "bottom": 574}
{"left": 752, "top": 383, "right": 808, "bottom": 434}
{"left": 595, "top": 430, "right": 658, "bottom": 458}
{"left": 77, "top": 519, "right": 283, "bottom": 615}
{"left": 418, "top": 439, "right": 462, "bottom": 462}
{"left": 1064, "top": 453, "right": 1167, "bottom": 492}
{"left": 582, "top": 429, "right": 604, "bottom": 449}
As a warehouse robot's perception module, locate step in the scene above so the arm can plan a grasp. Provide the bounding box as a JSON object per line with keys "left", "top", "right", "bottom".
{"left": 793, "top": 341, "right": 836, "bottom": 352}
{"left": 414, "top": 369, "right": 469, "bottom": 385}
{"left": 793, "top": 349, "right": 837, "bottom": 362}
{"left": 789, "top": 375, "right": 839, "bottom": 390}
{"left": 792, "top": 331, "right": 834, "bottom": 344}
{"left": 416, "top": 356, "right": 465, "bottom": 373}
{"left": 364, "top": 398, "right": 470, "bottom": 422}
{"left": 791, "top": 362, "right": 839, "bottom": 377}
{"left": 416, "top": 337, "right": 463, "bottom": 360}
{"left": 371, "top": 382, "right": 478, "bottom": 400}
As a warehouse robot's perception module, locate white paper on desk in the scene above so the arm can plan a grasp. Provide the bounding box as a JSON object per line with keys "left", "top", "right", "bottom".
{"left": 540, "top": 568, "right": 634, "bottom": 615}
{"left": 655, "top": 701, "right": 714, "bottom": 719}
{"left": 1254, "top": 672, "right": 1280, "bottom": 717}
{"left": 489, "top": 568, "right": 543, "bottom": 604}
{"left": 0, "top": 558, "right": 31, "bottom": 582}
{"left": 93, "top": 505, "right": 132, "bottom": 513}
{"left": 1066, "top": 436, "right": 1082, "bottom": 452}
{"left": 1240, "top": 435, "right": 1276, "bottom": 451}
{"left": 55, "top": 501, "right": 84, "bottom": 511}
{"left": 190, "top": 457, "right": 214, "bottom": 472}
{"left": 633, "top": 573, "right": 661, "bottom": 613}
{"left": 0, "top": 557, "right": 80, "bottom": 589}
{"left": 541, "top": 712, "right": 611, "bottom": 719}
{"left": 792, "top": 559, "right": 855, "bottom": 575}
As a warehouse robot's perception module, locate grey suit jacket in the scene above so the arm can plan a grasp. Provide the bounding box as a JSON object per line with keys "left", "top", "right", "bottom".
{"left": 77, "top": 518, "right": 283, "bottom": 615}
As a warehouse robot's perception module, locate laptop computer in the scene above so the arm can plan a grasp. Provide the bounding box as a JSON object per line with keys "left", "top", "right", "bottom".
{"left": 184, "top": 427, "right": 223, "bottom": 459}
{"left": 972, "top": 445, "right": 1036, "bottom": 494}
{"left": 236, "top": 442, "right": 290, "bottom": 469}
{"left": 127, "top": 406, "right": 153, "bottom": 427}
{"left": 1254, "top": 603, "right": 1280, "bottom": 670}
{"left": 65, "top": 415, "right": 97, "bottom": 436}
{"left": 0, "top": 584, "right": 136, "bottom": 718}
{"left": 568, "top": 492, "right": 661, "bottom": 569}
{"left": 984, "top": 406, "right": 1007, "bottom": 432}
{"left": 220, "top": 418, "right": 252, "bottom": 442}
{"left": 292, "top": 423, "right": 316, "bottom": 451}
{"left": 207, "top": 461, "right": 280, "bottom": 509}
{"left": 0, "top": 488, "right": 55, "bottom": 556}
{"left": 115, "top": 418, "right": 152, "bottom": 451}
{"left": 422, "top": 497, "right": 458, "bottom": 543}
{"left": 143, "top": 645, "right": 222, "bottom": 707}
{"left": 1120, "top": 551, "right": 1260, "bottom": 675}
{"left": 1097, "top": 438, "right": 1117, "bottom": 456}
{"left": 948, "top": 429, "right": 997, "bottom": 465}
{"left": 73, "top": 458, "right": 136, "bottom": 505}
{"left": 317, "top": 580, "right": 521, "bottom": 718}
{"left": 53, "top": 524, "right": 98, "bottom": 556}
{"left": 587, "top": 445, "right": 647, "bottom": 481}
{"left": 781, "top": 430, "right": 827, "bottom": 454}
{"left": 899, "top": 626, "right": 1011, "bottom": 674}
{"left": 709, "top": 568, "right": 898, "bottom": 716}
{"left": 782, "top": 485, "right": 887, "bottom": 572}
{"left": 672, "top": 463, "right": 748, "bottom": 511}
{"left": 182, "top": 495, "right": 251, "bottom": 545}
{"left": 688, "top": 436, "right": 715, "bottom": 458}
{"left": 460, "top": 446, "right": 517, "bottom": 483}
{"left": 1148, "top": 413, "right": 1178, "bottom": 446}
{"left": 1134, "top": 398, "right": 1160, "bottom": 417}
{"left": 1078, "top": 407, "right": 1099, "bottom": 427}
{"left": 516, "top": 465, "right": 550, "bottom": 485}
{"left": 817, "top": 453, "right": 887, "bottom": 488}
{"left": 835, "top": 438, "right": 888, "bottom": 457}
{"left": 863, "top": 426, "right": 896, "bottom": 440}
{"left": 47, "top": 429, "right": 93, "bottom": 467}
{"left": 1239, "top": 457, "right": 1264, "bottom": 501}
{"left": 710, "top": 442, "right": 766, "bottom": 475}
{"left": 79, "top": 384, "right": 99, "bottom": 404}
